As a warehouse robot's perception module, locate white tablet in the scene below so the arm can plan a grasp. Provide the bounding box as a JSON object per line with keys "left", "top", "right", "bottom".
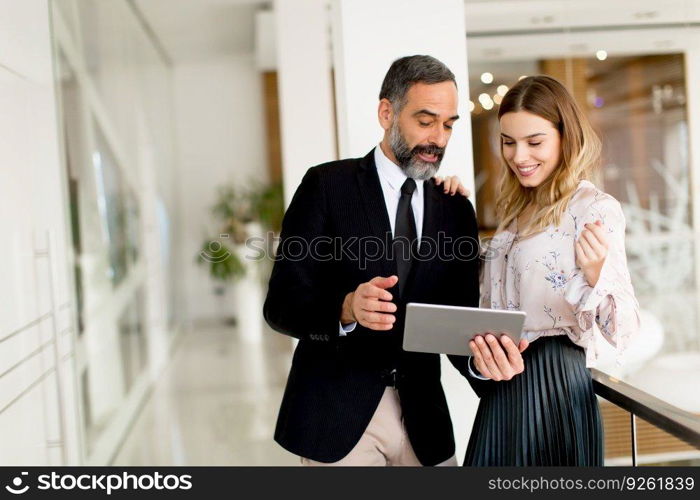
{"left": 403, "top": 302, "right": 526, "bottom": 356}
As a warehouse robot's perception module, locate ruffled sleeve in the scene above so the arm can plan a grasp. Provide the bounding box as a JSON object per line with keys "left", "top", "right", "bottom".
{"left": 564, "top": 194, "right": 640, "bottom": 366}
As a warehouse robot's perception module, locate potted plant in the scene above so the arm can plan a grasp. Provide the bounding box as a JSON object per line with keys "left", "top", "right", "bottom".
{"left": 196, "top": 181, "right": 284, "bottom": 334}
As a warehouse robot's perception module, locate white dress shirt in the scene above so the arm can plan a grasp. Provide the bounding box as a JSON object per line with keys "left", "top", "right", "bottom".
{"left": 374, "top": 144, "right": 425, "bottom": 242}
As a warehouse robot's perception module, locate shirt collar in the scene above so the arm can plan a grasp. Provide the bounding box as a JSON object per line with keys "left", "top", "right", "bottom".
{"left": 374, "top": 144, "right": 425, "bottom": 196}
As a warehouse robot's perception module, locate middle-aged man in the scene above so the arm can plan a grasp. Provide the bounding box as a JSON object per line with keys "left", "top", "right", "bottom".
{"left": 263, "top": 55, "right": 527, "bottom": 466}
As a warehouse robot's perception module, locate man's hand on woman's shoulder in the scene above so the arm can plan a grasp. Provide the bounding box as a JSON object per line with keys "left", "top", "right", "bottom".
{"left": 434, "top": 175, "right": 470, "bottom": 197}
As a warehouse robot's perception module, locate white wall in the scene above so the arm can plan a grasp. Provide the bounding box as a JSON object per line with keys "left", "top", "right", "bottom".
{"left": 332, "top": 0, "right": 475, "bottom": 198}
{"left": 0, "top": 0, "right": 80, "bottom": 465}
{"left": 274, "top": 0, "right": 337, "bottom": 207}
{"left": 173, "top": 54, "right": 268, "bottom": 322}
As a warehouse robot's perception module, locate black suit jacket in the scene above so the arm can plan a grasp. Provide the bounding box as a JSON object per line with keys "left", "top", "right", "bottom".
{"left": 263, "top": 149, "right": 483, "bottom": 465}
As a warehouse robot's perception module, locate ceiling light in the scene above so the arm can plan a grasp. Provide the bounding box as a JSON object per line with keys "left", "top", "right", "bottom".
{"left": 596, "top": 50, "right": 608, "bottom": 61}
{"left": 497, "top": 85, "right": 509, "bottom": 96}
{"left": 481, "top": 72, "right": 494, "bottom": 84}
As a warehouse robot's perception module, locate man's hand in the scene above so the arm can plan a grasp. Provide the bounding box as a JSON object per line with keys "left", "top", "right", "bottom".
{"left": 341, "top": 275, "right": 398, "bottom": 331}
{"left": 434, "top": 175, "right": 470, "bottom": 197}
{"left": 469, "top": 333, "right": 529, "bottom": 381}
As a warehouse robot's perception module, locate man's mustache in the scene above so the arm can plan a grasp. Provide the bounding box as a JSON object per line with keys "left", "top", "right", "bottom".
{"left": 411, "top": 144, "right": 445, "bottom": 159}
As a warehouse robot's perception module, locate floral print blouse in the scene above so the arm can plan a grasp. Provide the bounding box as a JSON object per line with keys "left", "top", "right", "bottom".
{"left": 481, "top": 180, "right": 640, "bottom": 367}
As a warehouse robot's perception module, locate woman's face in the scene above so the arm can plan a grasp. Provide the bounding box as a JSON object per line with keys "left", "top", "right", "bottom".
{"left": 499, "top": 110, "right": 561, "bottom": 188}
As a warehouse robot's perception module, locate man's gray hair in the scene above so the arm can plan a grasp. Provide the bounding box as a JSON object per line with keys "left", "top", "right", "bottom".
{"left": 379, "top": 55, "right": 456, "bottom": 112}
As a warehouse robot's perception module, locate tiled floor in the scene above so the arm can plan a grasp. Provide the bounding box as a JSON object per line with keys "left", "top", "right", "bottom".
{"left": 112, "top": 321, "right": 299, "bottom": 465}
{"left": 112, "top": 320, "right": 480, "bottom": 466}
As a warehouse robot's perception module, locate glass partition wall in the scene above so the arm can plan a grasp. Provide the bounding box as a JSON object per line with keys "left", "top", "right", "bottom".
{"left": 50, "top": 0, "right": 181, "bottom": 464}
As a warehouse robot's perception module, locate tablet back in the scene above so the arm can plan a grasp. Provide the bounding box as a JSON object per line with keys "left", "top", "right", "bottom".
{"left": 403, "top": 302, "right": 526, "bottom": 356}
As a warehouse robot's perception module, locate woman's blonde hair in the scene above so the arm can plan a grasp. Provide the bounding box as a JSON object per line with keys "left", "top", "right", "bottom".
{"left": 495, "top": 75, "right": 601, "bottom": 236}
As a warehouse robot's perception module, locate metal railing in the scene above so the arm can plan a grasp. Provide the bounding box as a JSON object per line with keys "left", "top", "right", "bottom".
{"left": 591, "top": 368, "right": 700, "bottom": 465}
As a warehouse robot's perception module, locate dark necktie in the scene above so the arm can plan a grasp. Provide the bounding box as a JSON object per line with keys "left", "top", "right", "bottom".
{"left": 394, "top": 178, "right": 417, "bottom": 297}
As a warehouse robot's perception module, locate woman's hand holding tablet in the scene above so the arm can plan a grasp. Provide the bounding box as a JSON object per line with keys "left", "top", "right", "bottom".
{"left": 469, "top": 333, "right": 529, "bottom": 381}
{"left": 403, "top": 303, "right": 530, "bottom": 381}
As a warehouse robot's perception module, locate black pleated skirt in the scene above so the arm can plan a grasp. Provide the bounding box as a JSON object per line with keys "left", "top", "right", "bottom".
{"left": 464, "top": 335, "right": 603, "bottom": 466}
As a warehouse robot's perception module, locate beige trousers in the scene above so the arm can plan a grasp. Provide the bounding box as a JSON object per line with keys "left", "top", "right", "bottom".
{"left": 301, "top": 387, "right": 457, "bottom": 466}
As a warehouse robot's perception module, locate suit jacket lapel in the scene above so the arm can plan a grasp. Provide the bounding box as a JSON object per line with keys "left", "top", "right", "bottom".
{"left": 356, "top": 149, "right": 395, "bottom": 278}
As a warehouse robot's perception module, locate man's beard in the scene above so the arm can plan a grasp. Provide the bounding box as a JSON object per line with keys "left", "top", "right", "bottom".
{"left": 389, "top": 120, "right": 445, "bottom": 180}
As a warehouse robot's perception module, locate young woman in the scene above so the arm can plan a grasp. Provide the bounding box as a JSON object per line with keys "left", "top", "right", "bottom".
{"left": 437, "top": 75, "right": 640, "bottom": 466}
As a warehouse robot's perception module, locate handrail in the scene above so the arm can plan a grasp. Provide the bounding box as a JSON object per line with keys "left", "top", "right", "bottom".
{"left": 591, "top": 368, "right": 700, "bottom": 449}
